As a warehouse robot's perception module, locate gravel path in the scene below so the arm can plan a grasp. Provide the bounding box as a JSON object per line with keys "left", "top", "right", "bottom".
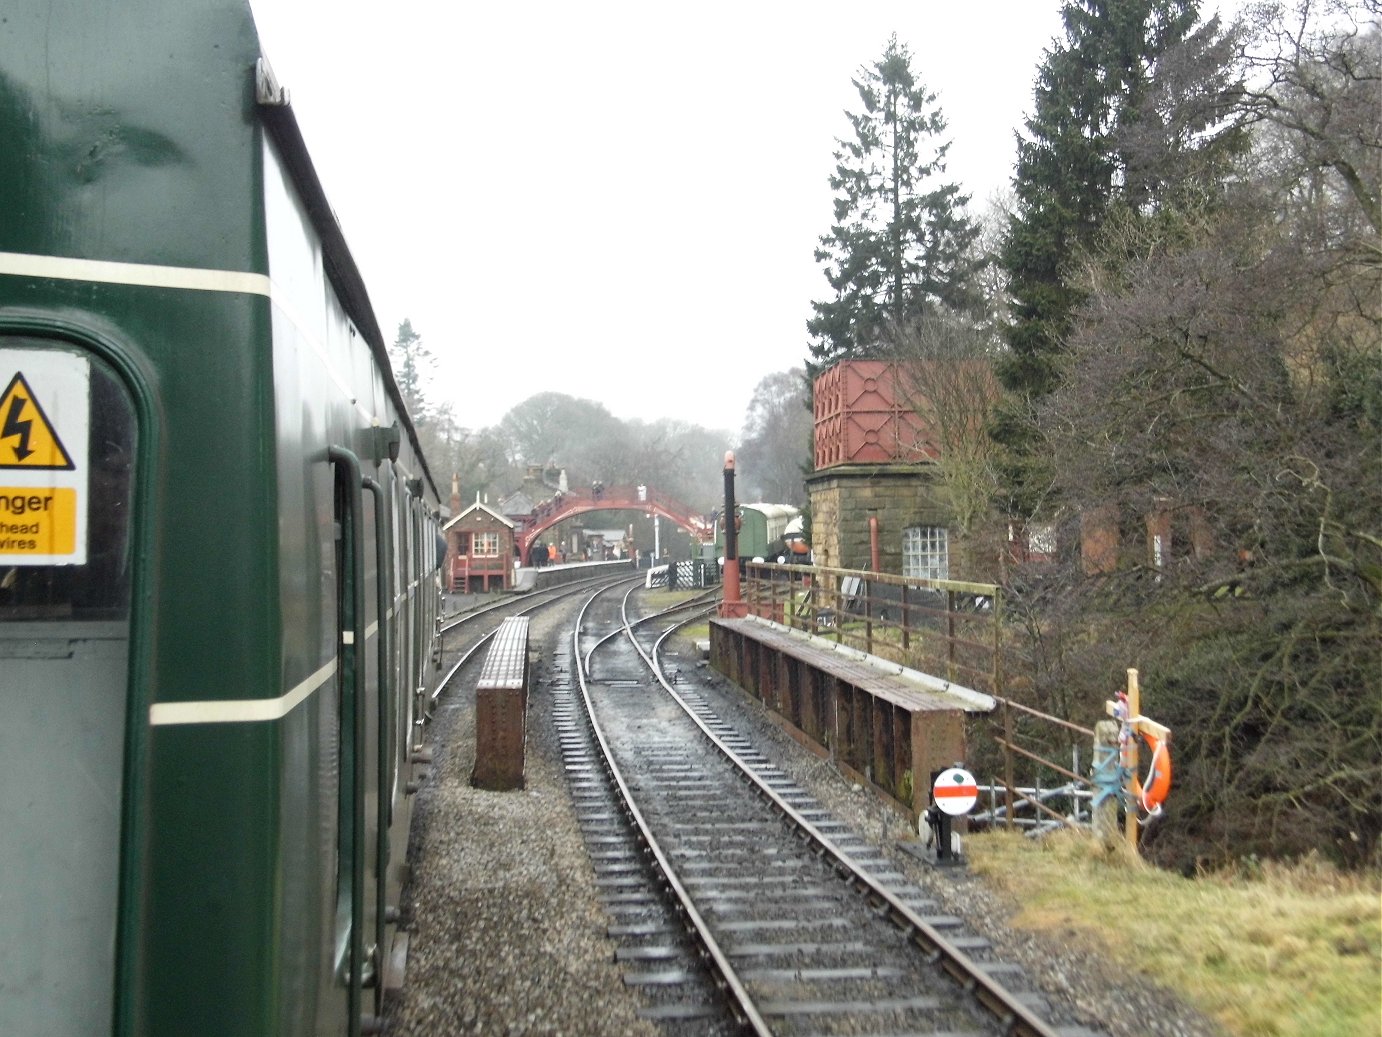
{"left": 385, "top": 604, "right": 658, "bottom": 1036}
{"left": 385, "top": 598, "right": 1225, "bottom": 1037}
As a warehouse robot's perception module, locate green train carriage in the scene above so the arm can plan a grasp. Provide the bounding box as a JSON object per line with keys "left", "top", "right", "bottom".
{"left": 0, "top": 3, "right": 443, "bottom": 1034}
{"left": 714, "top": 501, "right": 802, "bottom": 562}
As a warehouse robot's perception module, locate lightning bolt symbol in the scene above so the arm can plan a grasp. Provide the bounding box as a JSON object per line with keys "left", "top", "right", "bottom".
{"left": 2, "top": 393, "right": 35, "bottom": 462}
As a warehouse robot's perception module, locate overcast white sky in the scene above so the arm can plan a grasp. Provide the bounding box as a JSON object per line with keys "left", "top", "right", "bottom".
{"left": 247, "top": 2, "right": 1073, "bottom": 437}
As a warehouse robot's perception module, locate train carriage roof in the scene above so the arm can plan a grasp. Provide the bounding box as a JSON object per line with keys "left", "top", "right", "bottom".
{"left": 741, "top": 503, "right": 802, "bottom": 521}
{"left": 0, "top": 0, "right": 441, "bottom": 505}
{"left": 255, "top": 58, "right": 442, "bottom": 504}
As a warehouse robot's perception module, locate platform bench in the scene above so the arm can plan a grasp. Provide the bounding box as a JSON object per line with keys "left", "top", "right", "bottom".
{"left": 471, "top": 616, "right": 530, "bottom": 790}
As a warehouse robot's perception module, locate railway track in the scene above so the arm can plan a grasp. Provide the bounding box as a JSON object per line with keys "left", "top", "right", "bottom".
{"left": 430, "top": 571, "right": 645, "bottom": 712}
{"left": 566, "top": 583, "right": 1105, "bottom": 1037}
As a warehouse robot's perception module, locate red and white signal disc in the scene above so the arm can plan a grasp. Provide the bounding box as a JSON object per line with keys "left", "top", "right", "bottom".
{"left": 933, "top": 767, "right": 978, "bottom": 816}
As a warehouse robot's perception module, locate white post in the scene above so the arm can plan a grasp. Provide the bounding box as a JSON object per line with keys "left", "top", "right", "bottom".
{"left": 1125, "top": 669, "right": 1141, "bottom": 853}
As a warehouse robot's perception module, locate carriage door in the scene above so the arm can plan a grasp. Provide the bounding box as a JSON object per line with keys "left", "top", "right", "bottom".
{"left": 0, "top": 345, "right": 137, "bottom": 1036}
{"left": 329, "top": 447, "right": 367, "bottom": 1037}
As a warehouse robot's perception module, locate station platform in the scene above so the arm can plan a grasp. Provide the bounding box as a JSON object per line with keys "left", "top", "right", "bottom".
{"left": 512, "top": 558, "right": 633, "bottom": 591}
{"left": 709, "top": 614, "right": 994, "bottom": 821}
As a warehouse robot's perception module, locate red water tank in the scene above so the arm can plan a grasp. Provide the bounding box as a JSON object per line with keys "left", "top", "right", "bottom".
{"left": 813, "top": 360, "right": 937, "bottom": 469}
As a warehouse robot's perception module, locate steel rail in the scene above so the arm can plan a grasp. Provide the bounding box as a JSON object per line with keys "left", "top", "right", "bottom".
{"left": 994, "top": 696, "right": 1097, "bottom": 737}
{"left": 582, "top": 586, "right": 716, "bottom": 675}
{"left": 624, "top": 607, "right": 1067, "bottom": 1037}
{"left": 431, "top": 572, "right": 642, "bottom": 707}
{"left": 1001, "top": 784, "right": 1087, "bottom": 832}
{"left": 438, "top": 569, "right": 638, "bottom": 634}
{"left": 572, "top": 587, "right": 774, "bottom": 1037}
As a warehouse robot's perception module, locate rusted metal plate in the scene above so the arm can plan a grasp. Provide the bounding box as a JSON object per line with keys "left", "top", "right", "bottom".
{"left": 813, "top": 360, "right": 934, "bottom": 469}
{"left": 709, "top": 617, "right": 968, "bottom": 821}
{"left": 472, "top": 687, "right": 526, "bottom": 790}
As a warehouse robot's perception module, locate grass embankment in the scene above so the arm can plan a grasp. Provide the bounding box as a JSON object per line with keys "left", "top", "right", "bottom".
{"left": 967, "top": 830, "right": 1381, "bottom": 1037}
{"left": 643, "top": 590, "right": 712, "bottom": 639}
{"left": 681, "top": 620, "right": 710, "bottom": 643}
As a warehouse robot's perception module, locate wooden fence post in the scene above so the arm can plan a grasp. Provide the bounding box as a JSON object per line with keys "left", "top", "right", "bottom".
{"left": 1093, "top": 719, "right": 1121, "bottom": 849}
{"left": 1003, "top": 700, "right": 1015, "bottom": 829}
{"left": 945, "top": 589, "right": 957, "bottom": 684}
{"left": 1124, "top": 668, "right": 1141, "bottom": 853}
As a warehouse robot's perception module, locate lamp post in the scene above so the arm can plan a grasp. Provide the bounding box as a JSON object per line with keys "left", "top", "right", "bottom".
{"left": 719, "top": 452, "right": 747, "bottom": 618}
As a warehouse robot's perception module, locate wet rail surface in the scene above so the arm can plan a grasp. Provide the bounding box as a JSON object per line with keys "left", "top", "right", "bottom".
{"left": 567, "top": 585, "right": 1105, "bottom": 1037}
{"left": 430, "top": 572, "right": 645, "bottom": 710}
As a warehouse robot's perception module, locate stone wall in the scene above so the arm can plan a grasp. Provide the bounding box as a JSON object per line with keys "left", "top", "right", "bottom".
{"left": 805, "top": 464, "right": 952, "bottom": 575}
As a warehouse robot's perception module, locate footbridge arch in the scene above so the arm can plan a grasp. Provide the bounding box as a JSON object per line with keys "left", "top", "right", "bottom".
{"left": 516, "top": 484, "right": 711, "bottom": 564}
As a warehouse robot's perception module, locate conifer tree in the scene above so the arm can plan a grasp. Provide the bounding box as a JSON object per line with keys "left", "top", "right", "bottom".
{"left": 389, "top": 318, "right": 436, "bottom": 423}
{"left": 1000, "top": 1, "right": 1211, "bottom": 396}
{"left": 995, "top": 0, "right": 1207, "bottom": 510}
{"left": 808, "top": 35, "right": 982, "bottom": 373}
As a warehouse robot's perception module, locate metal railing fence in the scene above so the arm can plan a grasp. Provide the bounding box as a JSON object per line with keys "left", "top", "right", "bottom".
{"left": 972, "top": 696, "right": 1097, "bottom": 833}
{"left": 738, "top": 561, "right": 1101, "bottom": 836}
{"left": 739, "top": 561, "right": 1003, "bottom": 697}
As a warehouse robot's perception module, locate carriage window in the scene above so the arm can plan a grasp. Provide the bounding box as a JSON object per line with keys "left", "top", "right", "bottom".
{"left": 0, "top": 350, "right": 135, "bottom": 620}
{"left": 0, "top": 343, "right": 136, "bottom": 1037}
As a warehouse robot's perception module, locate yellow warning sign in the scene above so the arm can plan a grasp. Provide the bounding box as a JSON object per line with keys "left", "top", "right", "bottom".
{"left": 0, "top": 487, "right": 77, "bottom": 554}
{"left": 0, "top": 372, "right": 76, "bottom": 470}
{"left": 0, "top": 349, "right": 88, "bottom": 565}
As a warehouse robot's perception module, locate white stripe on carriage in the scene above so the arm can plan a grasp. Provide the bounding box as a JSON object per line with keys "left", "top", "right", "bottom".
{"left": 0, "top": 251, "right": 273, "bottom": 295}
{"left": 149, "top": 658, "right": 337, "bottom": 726}
{"left": 0, "top": 251, "right": 379, "bottom": 427}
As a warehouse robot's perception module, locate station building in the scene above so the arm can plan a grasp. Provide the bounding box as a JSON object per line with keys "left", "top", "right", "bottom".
{"left": 443, "top": 490, "right": 515, "bottom": 593}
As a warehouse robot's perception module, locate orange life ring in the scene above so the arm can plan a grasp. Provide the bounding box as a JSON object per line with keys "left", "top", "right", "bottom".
{"left": 1131, "top": 730, "right": 1172, "bottom": 813}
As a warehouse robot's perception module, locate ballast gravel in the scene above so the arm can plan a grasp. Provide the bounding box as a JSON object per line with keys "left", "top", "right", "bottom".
{"left": 384, "top": 601, "right": 1224, "bottom": 1037}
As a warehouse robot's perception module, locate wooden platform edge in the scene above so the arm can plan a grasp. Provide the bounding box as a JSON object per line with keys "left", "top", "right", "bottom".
{"left": 709, "top": 614, "right": 996, "bottom": 713}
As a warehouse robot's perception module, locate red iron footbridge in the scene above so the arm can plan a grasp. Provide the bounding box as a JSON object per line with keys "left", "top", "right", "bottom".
{"left": 515, "top": 484, "right": 712, "bottom": 565}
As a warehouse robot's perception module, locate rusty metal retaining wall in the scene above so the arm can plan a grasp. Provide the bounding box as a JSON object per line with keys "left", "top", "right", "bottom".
{"left": 710, "top": 617, "right": 973, "bottom": 822}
